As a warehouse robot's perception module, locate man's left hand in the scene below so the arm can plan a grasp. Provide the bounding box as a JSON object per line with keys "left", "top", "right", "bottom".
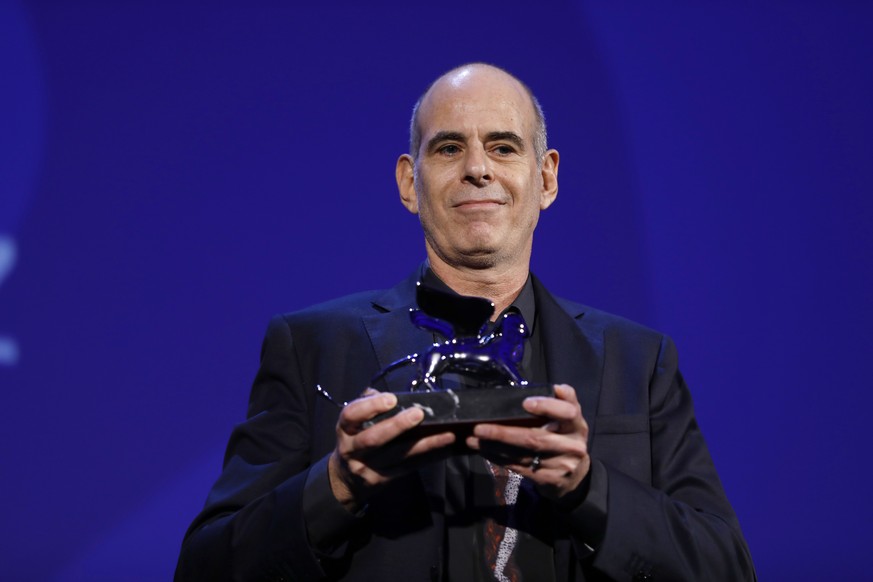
{"left": 465, "top": 383, "right": 590, "bottom": 501}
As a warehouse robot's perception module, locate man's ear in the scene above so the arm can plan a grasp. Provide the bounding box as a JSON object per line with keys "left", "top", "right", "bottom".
{"left": 396, "top": 154, "right": 418, "bottom": 214}
{"left": 539, "top": 149, "right": 559, "bottom": 210}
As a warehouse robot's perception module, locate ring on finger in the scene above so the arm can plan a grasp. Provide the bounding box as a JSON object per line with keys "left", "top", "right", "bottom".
{"left": 530, "top": 455, "right": 542, "bottom": 471}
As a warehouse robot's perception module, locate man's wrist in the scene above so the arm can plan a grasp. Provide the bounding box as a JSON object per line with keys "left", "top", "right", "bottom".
{"left": 328, "top": 452, "right": 364, "bottom": 514}
{"left": 556, "top": 459, "right": 593, "bottom": 511}
{"left": 560, "top": 458, "right": 608, "bottom": 555}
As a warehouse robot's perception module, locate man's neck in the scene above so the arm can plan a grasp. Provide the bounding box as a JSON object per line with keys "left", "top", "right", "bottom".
{"left": 426, "top": 254, "right": 530, "bottom": 319}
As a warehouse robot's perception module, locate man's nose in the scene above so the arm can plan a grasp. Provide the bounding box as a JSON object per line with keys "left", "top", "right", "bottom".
{"left": 463, "top": 146, "right": 492, "bottom": 186}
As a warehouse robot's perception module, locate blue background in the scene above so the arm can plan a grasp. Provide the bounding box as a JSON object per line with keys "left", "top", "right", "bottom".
{"left": 2, "top": 1, "right": 871, "bottom": 579}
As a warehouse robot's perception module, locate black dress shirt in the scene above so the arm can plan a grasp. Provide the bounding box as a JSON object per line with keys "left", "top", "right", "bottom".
{"left": 420, "top": 268, "right": 556, "bottom": 582}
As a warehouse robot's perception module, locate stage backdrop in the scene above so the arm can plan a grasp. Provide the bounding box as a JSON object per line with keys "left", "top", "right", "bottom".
{"left": 2, "top": 1, "right": 871, "bottom": 579}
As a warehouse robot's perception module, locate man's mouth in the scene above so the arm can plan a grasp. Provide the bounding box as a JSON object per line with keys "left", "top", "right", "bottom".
{"left": 452, "top": 198, "right": 506, "bottom": 209}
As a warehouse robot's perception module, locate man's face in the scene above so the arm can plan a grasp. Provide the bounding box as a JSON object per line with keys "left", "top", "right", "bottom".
{"left": 397, "top": 67, "right": 558, "bottom": 272}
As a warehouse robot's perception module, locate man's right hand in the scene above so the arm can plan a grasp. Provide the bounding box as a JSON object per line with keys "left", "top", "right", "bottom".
{"left": 328, "top": 389, "right": 456, "bottom": 512}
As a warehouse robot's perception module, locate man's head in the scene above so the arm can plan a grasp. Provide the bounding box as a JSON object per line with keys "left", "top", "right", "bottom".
{"left": 396, "top": 63, "right": 559, "bottom": 274}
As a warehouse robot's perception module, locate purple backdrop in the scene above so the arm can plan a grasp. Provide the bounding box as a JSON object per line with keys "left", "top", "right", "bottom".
{"left": 1, "top": 1, "right": 871, "bottom": 579}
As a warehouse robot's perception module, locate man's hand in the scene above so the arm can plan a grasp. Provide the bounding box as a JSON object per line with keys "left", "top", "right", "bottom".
{"left": 328, "top": 389, "right": 456, "bottom": 512}
{"left": 465, "top": 384, "right": 591, "bottom": 501}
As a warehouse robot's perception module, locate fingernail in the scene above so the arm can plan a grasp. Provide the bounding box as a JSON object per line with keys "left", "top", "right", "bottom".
{"left": 383, "top": 393, "right": 397, "bottom": 407}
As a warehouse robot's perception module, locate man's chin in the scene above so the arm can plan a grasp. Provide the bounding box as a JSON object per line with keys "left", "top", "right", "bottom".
{"left": 425, "top": 234, "right": 510, "bottom": 270}
{"left": 453, "top": 248, "right": 501, "bottom": 270}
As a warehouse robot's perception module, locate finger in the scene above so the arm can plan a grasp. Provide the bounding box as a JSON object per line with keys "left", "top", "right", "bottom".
{"left": 470, "top": 422, "right": 587, "bottom": 457}
{"left": 372, "top": 431, "right": 457, "bottom": 473}
{"left": 347, "top": 428, "right": 457, "bottom": 479}
{"left": 347, "top": 406, "right": 425, "bottom": 449}
{"left": 465, "top": 433, "right": 527, "bottom": 458}
{"left": 553, "top": 384, "right": 579, "bottom": 403}
{"left": 503, "top": 456, "right": 552, "bottom": 477}
{"left": 503, "top": 458, "right": 582, "bottom": 485}
{"left": 472, "top": 445, "right": 550, "bottom": 478}
{"left": 339, "top": 392, "right": 399, "bottom": 432}
{"left": 524, "top": 384, "right": 583, "bottom": 415}
{"left": 466, "top": 450, "right": 588, "bottom": 474}
{"left": 403, "top": 430, "right": 457, "bottom": 457}
{"left": 472, "top": 441, "right": 588, "bottom": 487}
{"left": 522, "top": 396, "right": 578, "bottom": 421}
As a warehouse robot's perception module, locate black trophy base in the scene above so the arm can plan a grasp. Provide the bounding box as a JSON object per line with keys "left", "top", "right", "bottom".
{"left": 363, "top": 384, "right": 555, "bottom": 438}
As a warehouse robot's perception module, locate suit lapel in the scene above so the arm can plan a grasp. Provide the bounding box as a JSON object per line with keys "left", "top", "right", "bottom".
{"left": 533, "top": 276, "right": 606, "bottom": 580}
{"left": 360, "top": 267, "right": 448, "bottom": 536}
{"left": 361, "top": 269, "right": 431, "bottom": 394}
{"left": 533, "top": 275, "right": 603, "bottom": 440}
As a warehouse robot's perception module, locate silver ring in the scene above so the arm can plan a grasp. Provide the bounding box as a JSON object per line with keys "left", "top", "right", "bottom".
{"left": 530, "top": 455, "right": 542, "bottom": 471}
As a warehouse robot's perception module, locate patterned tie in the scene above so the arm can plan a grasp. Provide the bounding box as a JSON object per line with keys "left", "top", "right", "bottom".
{"left": 484, "top": 460, "right": 522, "bottom": 582}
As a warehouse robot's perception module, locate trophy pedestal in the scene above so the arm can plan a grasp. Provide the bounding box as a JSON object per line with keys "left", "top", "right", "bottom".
{"left": 364, "top": 384, "right": 555, "bottom": 436}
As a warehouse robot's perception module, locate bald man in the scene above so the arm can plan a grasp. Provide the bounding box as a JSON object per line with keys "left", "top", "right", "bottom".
{"left": 176, "top": 64, "right": 755, "bottom": 581}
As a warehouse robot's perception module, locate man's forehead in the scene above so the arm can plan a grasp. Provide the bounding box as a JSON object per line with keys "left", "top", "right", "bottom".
{"left": 444, "top": 65, "right": 477, "bottom": 88}
{"left": 418, "top": 70, "right": 534, "bottom": 135}
{"left": 425, "top": 67, "right": 528, "bottom": 110}
{"left": 437, "top": 63, "right": 524, "bottom": 92}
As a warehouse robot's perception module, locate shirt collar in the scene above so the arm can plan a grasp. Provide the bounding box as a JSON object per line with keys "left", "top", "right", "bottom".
{"left": 420, "top": 266, "right": 537, "bottom": 334}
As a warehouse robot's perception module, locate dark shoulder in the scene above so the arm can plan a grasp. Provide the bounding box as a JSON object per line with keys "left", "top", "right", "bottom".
{"left": 569, "top": 297, "right": 660, "bottom": 333}
{"left": 273, "top": 269, "right": 418, "bottom": 328}
{"left": 554, "top": 295, "right": 677, "bottom": 383}
{"left": 256, "top": 289, "right": 391, "bottom": 355}
{"left": 276, "top": 289, "right": 387, "bottom": 326}
{"left": 547, "top": 288, "right": 669, "bottom": 354}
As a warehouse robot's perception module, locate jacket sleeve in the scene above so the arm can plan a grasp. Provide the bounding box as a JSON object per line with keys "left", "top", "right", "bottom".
{"left": 174, "top": 315, "right": 356, "bottom": 581}
{"left": 564, "top": 335, "right": 756, "bottom": 581}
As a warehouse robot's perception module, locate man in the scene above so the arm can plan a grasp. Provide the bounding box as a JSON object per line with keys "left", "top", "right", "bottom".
{"left": 176, "top": 63, "right": 755, "bottom": 581}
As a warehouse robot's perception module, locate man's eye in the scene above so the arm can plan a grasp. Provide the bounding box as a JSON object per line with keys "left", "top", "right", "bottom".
{"left": 439, "top": 144, "right": 461, "bottom": 155}
{"left": 493, "top": 145, "right": 515, "bottom": 155}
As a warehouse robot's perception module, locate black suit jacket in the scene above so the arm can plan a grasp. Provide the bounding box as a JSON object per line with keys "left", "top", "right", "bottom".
{"left": 175, "top": 269, "right": 755, "bottom": 581}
